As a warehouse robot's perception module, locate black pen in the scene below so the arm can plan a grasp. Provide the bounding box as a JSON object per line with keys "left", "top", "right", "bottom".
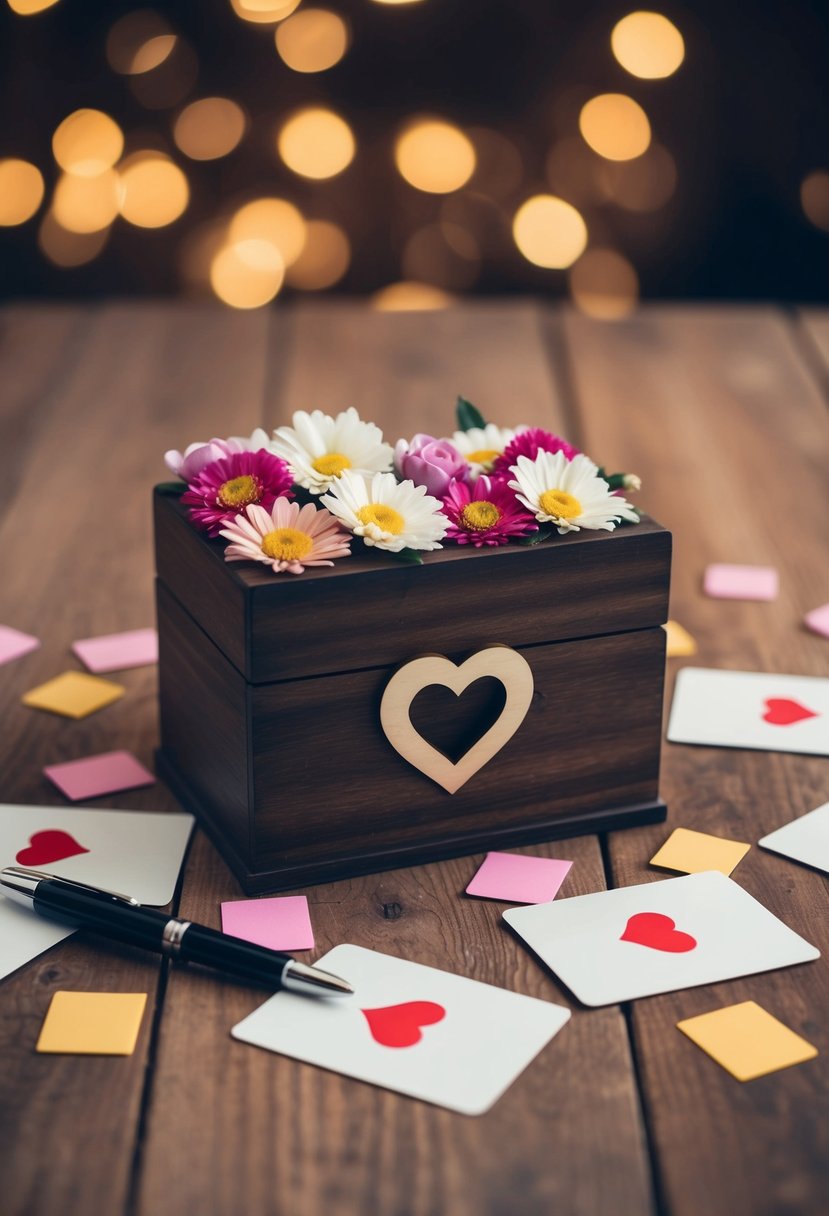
{"left": 0, "top": 866, "right": 353, "bottom": 998}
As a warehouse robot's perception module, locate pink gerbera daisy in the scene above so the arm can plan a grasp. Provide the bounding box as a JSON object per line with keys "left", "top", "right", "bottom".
{"left": 219, "top": 499, "right": 351, "bottom": 574}
{"left": 492, "top": 427, "right": 580, "bottom": 476}
{"left": 182, "top": 449, "right": 294, "bottom": 536}
{"left": 441, "top": 476, "right": 538, "bottom": 547}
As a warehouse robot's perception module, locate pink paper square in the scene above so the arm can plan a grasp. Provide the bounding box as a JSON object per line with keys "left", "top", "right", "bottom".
{"left": 0, "top": 625, "right": 40, "bottom": 667}
{"left": 805, "top": 603, "right": 829, "bottom": 639}
{"left": 221, "top": 896, "right": 315, "bottom": 952}
{"left": 703, "top": 564, "right": 778, "bottom": 601}
{"left": 466, "top": 852, "right": 573, "bottom": 904}
{"left": 72, "top": 628, "right": 158, "bottom": 673}
{"left": 44, "top": 751, "right": 156, "bottom": 801}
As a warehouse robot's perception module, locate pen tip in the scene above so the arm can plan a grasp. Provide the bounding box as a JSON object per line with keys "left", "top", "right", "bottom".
{"left": 283, "top": 960, "right": 354, "bottom": 997}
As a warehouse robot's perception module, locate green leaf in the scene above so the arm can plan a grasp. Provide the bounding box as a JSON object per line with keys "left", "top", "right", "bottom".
{"left": 518, "top": 527, "right": 554, "bottom": 546}
{"left": 456, "top": 396, "right": 486, "bottom": 432}
{"left": 156, "top": 481, "right": 186, "bottom": 495}
{"left": 603, "top": 472, "right": 627, "bottom": 491}
{"left": 391, "top": 547, "right": 424, "bottom": 564}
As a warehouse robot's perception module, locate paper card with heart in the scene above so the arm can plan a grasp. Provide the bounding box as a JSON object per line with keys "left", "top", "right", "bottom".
{"left": 232, "top": 944, "right": 571, "bottom": 1115}
{"left": 667, "top": 668, "right": 829, "bottom": 756}
{"left": 503, "top": 872, "right": 819, "bottom": 1007}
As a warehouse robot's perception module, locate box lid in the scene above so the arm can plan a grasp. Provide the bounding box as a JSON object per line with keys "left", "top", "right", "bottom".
{"left": 154, "top": 487, "right": 671, "bottom": 684}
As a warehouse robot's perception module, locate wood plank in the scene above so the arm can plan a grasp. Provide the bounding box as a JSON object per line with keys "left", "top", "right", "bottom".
{"left": 0, "top": 303, "right": 271, "bottom": 1216}
{"left": 137, "top": 301, "right": 654, "bottom": 1216}
{"left": 796, "top": 307, "right": 829, "bottom": 389}
{"left": 562, "top": 304, "right": 829, "bottom": 1216}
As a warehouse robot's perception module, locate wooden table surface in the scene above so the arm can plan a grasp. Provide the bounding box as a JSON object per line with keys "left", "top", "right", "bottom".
{"left": 1, "top": 300, "right": 827, "bottom": 1216}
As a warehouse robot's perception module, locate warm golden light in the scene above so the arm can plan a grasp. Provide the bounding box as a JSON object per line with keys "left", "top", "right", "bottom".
{"left": 275, "top": 9, "right": 349, "bottom": 73}
{"left": 53, "top": 170, "right": 119, "bottom": 234}
{"left": 0, "top": 159, "right": 44, "bottom": 225}
{"left": 285, "top": 220, "right": 350, "bottom": 289}
{"left": 596, "top": 142, "right": 676, "bottom": 211}
{"left": 130, "top": 33, "right": 178, "bottom": 74}
{"left": 395, "top": 120, "right": 476, "bottom": 194}
{"left": 210, "top": 240, "right": 285, "bottom": 308}
{"left": 229, "top": 198, "right": 306, "bottom": 265}
{"left": 402, "top": 222, "right": 480, "bottom": 290}
{"left": 52, "top": 110, "right": 123, "bottom": 177}
{"left": 579, "top": 94, "right": 651, "bottom": 162}
{"left": 6, "top": 0, "right": 61, "bottom": 13}
{"left": 174, "top": 98, "right": 246, "bottom": 161}
{"left": 569, "top": 249, "right": 639, "bottom": 319}
{"left": 277, "top": 108, "right": 355, "bottom": 179}
{"left": 106, "top": 12, "right": 173, "bottom": 74}
{"left": 512, "top": 195, "right": 587, "bottom": 269}
{"left": 801, "top": 171, "right": 829, "bottom": 233}
{"left": 38, "top": 210, "right": 109, "bottom": 266}
{"left": 129, "top": 39, "right": 198, "bottom": 110}
{"left": 372, "top": 282, "right": 453, "bottom": 311}
{"left": 611, "top": 12, "right": 685, "bottom": 79}
{"left": 230, "top": 0, "right": 301, "bottom": 25}
{"left": 118, "top": 153, "right": 189, "bottom": 228}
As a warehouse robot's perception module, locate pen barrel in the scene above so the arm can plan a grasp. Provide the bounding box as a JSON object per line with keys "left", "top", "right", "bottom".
{"left": 178, "top": 924, "right": 291, "bottom": 988}
{"left": 32, "top": 883, "right": 170, "bottom": 948}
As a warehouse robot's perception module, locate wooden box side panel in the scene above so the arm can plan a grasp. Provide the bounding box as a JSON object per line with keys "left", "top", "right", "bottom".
{"left": 156, "top": 581, "right": 252, "bottom": 865}
{"left": 249, "top": 627, "right": 665, "bottom": 868}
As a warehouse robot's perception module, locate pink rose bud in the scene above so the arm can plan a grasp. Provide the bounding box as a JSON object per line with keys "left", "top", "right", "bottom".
{"left": 394, "top": 434, "right": 469, "bottom": 497}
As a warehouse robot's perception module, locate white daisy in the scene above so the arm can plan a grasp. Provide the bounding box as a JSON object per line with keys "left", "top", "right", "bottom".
{"left": 449, "top": 424, "right": 526, "bottom": 479}
{"left": 270, "top": 407, "right": 393, "bottom": 494}
{"left": 508, "top": 451, "right": 639, "bottom": 534}
{"left": 321, "top": 469, "right": 448, "bottom": 553}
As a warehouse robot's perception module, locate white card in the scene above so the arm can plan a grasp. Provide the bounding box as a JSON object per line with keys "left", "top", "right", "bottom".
{"left": 503, "top": 872, "right": 819, "bottom": 1007}
{"left": 759, "top": 801, "right": 829, "bottom": 874}
{"left": 232, "top": 944, "right": 570, "bottom": 1115}
{"left": 667, "top": 668, "right": 829, "bottom": 756}
{"left": 0, "top": 804, "right": 194, "bottom": 985}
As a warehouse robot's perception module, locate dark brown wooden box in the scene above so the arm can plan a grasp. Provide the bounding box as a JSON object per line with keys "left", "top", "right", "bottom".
{"left": 154, "top": 486, "right": 671, "bottom": 893}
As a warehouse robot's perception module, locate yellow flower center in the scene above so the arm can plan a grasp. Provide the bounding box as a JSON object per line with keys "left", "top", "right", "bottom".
{"left": 260, "top": 527, "right": 313, "bottom": 561}
{"left": 465, "top": 447, "right": 500, "bottom": 470}
{"left": 312, "top": 452, "right": 352, "bottom": 478}
{"left": 217, "top": 474, "right": 262, "bottom": 509}
{"left": 460, "top": 501, "right": 502, "bottom": 530}
{"left": 539, "top": 489, "right": 582, "bottom": 519}
{"left": 356, "top": 503, "right": 405, "bottom": 535}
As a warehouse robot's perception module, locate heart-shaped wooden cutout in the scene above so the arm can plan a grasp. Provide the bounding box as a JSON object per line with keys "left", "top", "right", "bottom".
{"left": 379, "top": 646, "right": 534, "bottom": 794}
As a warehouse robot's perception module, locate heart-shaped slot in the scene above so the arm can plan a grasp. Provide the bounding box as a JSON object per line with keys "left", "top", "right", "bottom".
{"left": 408, "top": 677, "right": 507, "bottom": 765}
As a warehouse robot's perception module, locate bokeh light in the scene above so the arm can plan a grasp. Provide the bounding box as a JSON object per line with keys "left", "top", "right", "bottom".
{"left": 53, "top": 170, "right": 119, "bottom": 233}
{"left": 468, "top": 127, "right": 523, "bottom": 199}
{"left": 106, "top": 12, "right": 174, "bottom": 74}
{"left": 130, "top": 34, "right": 178, "bottom": 75}
{"left": 210, "top": 239, "right": 285, "bottom": 308}
{"left": 395, "top": 120, "right": 476, "bottom": 193}
{"left": 118, "top": 152, "right": 189, "bottom": 227}
{"left": 52, "top": 109, "right": 123, "bottom": 176}
{"left": 230, "top": 0, "right": 301, "bottom": 25}
{"left": 228, "top": 198, "right": 306, "bottom": 265}
{"left": 128, "top": 39, "right": 198, "bottom": 109}
{"left": 38, "top": 210, "right": 109, "bottom": 266}
{"left": 402, "top": 222, "right": 480, "bottom": 290}
{"left": 596, "top": 142, "right": 676, "bottom": 211}
{"left": 0, "top": 159, "right": 45, "bottom": 226}
{"left": 569, "top": 248, "right": 639, "bottom": 319}
{"left": 174, "top": 98, "right": 247, "bottom": 161}
{"left": 6, "top": 0, "right": 60, "bottom": 13}
{"left": 579, "top": 94, "right": 651, "bottom": 161}
{"left": 611, "top": 12, "right": 685, "bottom": 80}
{"left": 277, "top": 108, "right": 355, "bottom": 179}
{"left": 801, "top": 171, "right": 829, "bottom": 233}
{"left": 286, "top": 220, "right": 350, "bottom": 289}
{"left": 512, "top": 195, "right": 587, "bottom": 269}
{"left": 372, "top": 282, "right": 453, "bottom": 310}
{"left": 275, "top": 9, "right": 349, "bottom": 73}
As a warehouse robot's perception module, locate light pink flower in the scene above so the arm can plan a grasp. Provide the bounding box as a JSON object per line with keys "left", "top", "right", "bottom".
{"left": 219, "top": 499, "right": 351, "bottom": 575}
{"left": 164, "top": 428, "right": 271, "bottom": 481}
{"left": 394, "top": 433, "right": 469, "bottom": 497}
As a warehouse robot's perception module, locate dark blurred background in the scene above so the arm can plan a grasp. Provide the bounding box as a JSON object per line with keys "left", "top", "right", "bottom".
{"left": 1, "top": 0, "right": 828, "bottom": 314}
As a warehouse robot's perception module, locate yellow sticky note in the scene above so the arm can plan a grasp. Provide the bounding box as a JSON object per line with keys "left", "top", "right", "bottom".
{"left": 22, "top": 671, "right": 125, "bottom": 719}
{"left": 650, "top": 827, "right": 750, "bottom": 876}
{"left": 36, "top": 991, "right": 148, "bottom": 1055}
{"left": 678, "top": 1001, "right": 818, "bottom": 1081}
{"left": 663, "top": 619, "right": 698, "bottom": 658}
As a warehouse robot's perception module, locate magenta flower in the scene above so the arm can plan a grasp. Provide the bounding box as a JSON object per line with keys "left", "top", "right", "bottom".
{"left": 182, "top": 449, "right": 294, "bottom": 536}
{"left": 394, "top": 433, "right": 469, "bottom": 497}
{"left": 492, "top": 427, "right": 579, "bottom": 477}
{"left": 441, "top": 476, "right": 538, "bottom": 547}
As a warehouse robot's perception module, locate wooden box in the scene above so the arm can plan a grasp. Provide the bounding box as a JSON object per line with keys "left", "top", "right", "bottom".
{"left": 154, "top": 486, "right": 671, "bottom": 893}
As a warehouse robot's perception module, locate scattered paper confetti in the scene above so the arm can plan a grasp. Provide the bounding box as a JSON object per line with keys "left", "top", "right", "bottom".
{"left": 221, "top": 895, "right": 315, "bottom": 951}
{"left": 0, "top": 625, "right": 40, "bottom": 667}
{"left": 44, "top": 750, "right": 155, "bottom": 801}
{"left": 703, "top": 563, "right": 778, "bottom": 602}
{"left": 466, "top": 851, "right": 572, "bottom": 904}
{"left": 677, "top": 1000, "right": 818, "bottom": 1081}
{"left": 36, "top": 991, "right": 148, "bottom": 1055}
{"left": 22, "top": 671, "right": 125, "bottom": 719}
{"left": 650, "top": 827, "right": 751, "bottom": 876}
{"left": 663, "top": 620, "right": 698, "bottom": 657}
{"left": 804, "top": 603, "right": 829, "bottom": 640}
{"left": 72, "top": 627, "right": 158, "bottom": 673}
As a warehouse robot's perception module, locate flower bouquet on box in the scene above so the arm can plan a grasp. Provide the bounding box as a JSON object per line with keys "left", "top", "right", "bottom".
{"left": 163, "top": 398, "right": 641, "bottom": 574}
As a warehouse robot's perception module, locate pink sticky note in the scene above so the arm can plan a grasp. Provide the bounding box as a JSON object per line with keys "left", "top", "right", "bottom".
{"left": 703, "top": 564, "right": 778, "bottom": 602}
{"left": 805, "top": 603, "right": 829, "bottom": 639}
{"left": 466, "top": 851, "right": 573, "bottom": 904}
{"left": 72, "top": 628, "right": 158, "bottom": 673}
{"left": 221, "top": 896, "right": 315, "bottom": 951}
{"left": 0, "top": 625, "right": 40, "bottom": 666}
{"left": 44, "top": 751, "right": 156, "bottom": 801}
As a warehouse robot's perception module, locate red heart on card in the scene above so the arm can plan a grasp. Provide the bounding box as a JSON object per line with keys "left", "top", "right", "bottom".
{"left": 762, "top": 697, "right": 818, "bottom": 726}
{"left": 362, "top": 1001, "right": 446, "bottom": 1048}
{"left": 621, "top": 912, "right": 697, "bottom": 953}
{"left": 16, "top": 829, "right": 90, "bottom": 867}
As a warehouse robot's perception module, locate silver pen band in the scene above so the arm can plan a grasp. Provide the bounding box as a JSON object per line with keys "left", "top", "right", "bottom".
{"left": 160, "top": 918, "right": 191, "bottom": 956}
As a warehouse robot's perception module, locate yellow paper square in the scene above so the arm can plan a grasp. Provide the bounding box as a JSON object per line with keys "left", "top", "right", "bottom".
{"left": 36, "top": 991, "right": 148, "bottom": 1055}
{"left": 663, "top": 619, "right": 698, "bottom": 658}
{"left": 677, "top": 1001, "right": 818, "bottom": 1081}
{"left": 650, "top": 827, "right": 750, "bottom": 876}
{"left": 22, "top": 671, "right": 125, "bottom": 719}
